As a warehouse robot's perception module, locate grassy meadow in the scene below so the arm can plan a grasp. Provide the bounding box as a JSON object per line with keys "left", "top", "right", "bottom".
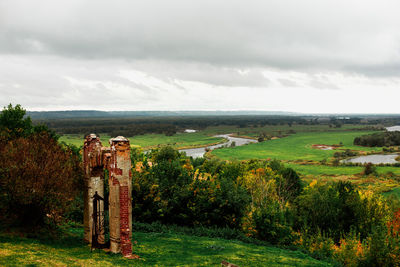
{"left": 0, "top": 228, "right": 331, "bottom": 267}
{"left": 211, "top": 131, "right": 381, "bottom": 161}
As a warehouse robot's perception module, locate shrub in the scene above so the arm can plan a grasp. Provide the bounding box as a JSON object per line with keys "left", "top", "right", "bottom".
{"left": 132, "top": 147, "right": 250, "bottom": 228}
{"left": 295, "top": 181, "right": 363, "bottom": 242}
{"left": 363, "top": 163, "right": 377, "bottom": 176}
{"left": 333, "top": 232, "right": 367, "bottom": 267}
{"left": 0, "top": 132, "right": 83, "bottom": 228}
{"left": 245, "top": 200, "right": 294, "bottom": 245}
{"left": 296, "top": 230, "right": 335, "bottom": 261}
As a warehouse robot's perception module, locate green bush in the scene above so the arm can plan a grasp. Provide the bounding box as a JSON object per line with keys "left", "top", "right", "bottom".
{"left": 363, "top": 163, "right": 377, "bottom": 176}
{"left": 251, "top": 200, "right": 294, "bottom": 245}
{"left": 295, "top": 181, "right": 362, "bottom": 242}
{"left": 132, "top": 147, "right": 251, "bottom": 228}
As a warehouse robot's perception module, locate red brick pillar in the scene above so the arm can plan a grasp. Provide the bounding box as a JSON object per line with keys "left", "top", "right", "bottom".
{"left": 108, "top": 136, "right": 132, "bottom": 256}
{"left": 119, "top": 185, "right": 131, "bottom": 256}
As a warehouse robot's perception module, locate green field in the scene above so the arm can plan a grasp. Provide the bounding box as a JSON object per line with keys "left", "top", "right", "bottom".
{"left": 212, "top": 131, "right": 381, "bottom": 161}
{"left": 59, "top": 132, "right": 225, "bottom": 150}
{"left": 211, "top": 130, "right": 400, "bottom": 183}
{"left": 0, "top": 229, "right": 330, "bottom": 267}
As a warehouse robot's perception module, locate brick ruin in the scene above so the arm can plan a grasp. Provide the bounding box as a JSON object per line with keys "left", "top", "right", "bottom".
{"left": 83, "top": 134, "right": 133, "bottom": 257}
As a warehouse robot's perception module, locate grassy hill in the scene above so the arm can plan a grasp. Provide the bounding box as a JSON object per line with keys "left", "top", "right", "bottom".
{"left": 0, "top": 227, "right": 331, "bottom": 267}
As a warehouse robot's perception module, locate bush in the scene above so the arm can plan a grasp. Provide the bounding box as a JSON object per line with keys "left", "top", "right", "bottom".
{"left": 132, "top": 147, "right": 251, "bottom": 228}
{"left": 295, "top": 181, "right": 364, "bottom": 242}
{"left": 363, "top": 163, "right": 377, "bottom": 176}
{"left": 0, "top": 132, "right": 83, "bottom": 228}
{"left": 247, "top": 200, "right": 294, "bottom": 245}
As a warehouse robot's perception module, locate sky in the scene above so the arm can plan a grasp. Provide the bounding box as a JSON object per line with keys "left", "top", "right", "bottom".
{"left": 1, "top": 0, "right": 400, "bottom": 113}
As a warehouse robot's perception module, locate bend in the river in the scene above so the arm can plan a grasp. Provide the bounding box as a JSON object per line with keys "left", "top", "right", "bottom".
{"left": 179, "top": 134, "right": 257, "bottom": 158}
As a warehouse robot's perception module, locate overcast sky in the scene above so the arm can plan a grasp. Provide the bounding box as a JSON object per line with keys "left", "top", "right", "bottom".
{"left": 1, "top": 0, "right": 400, "bottom": 113}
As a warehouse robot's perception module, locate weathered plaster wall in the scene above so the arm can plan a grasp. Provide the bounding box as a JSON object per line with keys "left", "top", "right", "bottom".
{"left": 83, "top": 134, "right": 105, "bottom": 244}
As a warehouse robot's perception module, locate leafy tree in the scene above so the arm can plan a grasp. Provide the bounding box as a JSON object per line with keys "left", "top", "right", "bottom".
{"left": 0, "top": 104, "right": 32, "bottom": 139}
{"left": 0, "top": 132, "right": 83, "bottom": 228}
{"left": 294, "top": 181, "right": 387, "bottom": 243}
{"left": 0, "top": 104, "right": 57, "bottom": 141}
{"left": 268, "top": 160, "right": 303, "bottom": 203}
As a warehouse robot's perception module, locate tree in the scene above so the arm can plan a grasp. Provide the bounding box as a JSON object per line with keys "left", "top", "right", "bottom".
{"left": 0, "top": 104, "right": 32, "bottom": 139}
{"left": 0, "top": 132, "right": 83, "bottom": 228}
{"left": 0, "top": 103, "right": 57, "bottom": 141}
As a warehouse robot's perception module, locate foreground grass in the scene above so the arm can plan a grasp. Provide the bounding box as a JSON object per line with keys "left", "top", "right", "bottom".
{"left": 59, "top": 132, "right": 225, "bottom": 150}
{"left": 0, "top": 228, "right": 331, "bottom": 267}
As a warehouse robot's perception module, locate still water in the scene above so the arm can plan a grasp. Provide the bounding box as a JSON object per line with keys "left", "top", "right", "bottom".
{"left": 343, "top": 154, "right": 399, "bottom": 164}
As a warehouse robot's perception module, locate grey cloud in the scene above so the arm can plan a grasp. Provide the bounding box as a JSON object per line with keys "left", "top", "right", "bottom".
{"left": 1, "top": 0, "right": 400, "bottom": 112}
{"left": 1, "top": 0, "right": 399, "bottom": 76}
{"left": 0, "top": 56, "right": 162, "bottom": 109}
{"left": 129, "top": 61, "right": 270, "bottom": 88}
{"left": 278, "top": 79, "right": 299, "bottom": 88}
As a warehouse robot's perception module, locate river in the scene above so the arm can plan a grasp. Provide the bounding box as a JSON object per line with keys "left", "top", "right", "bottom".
{"left": 179, "top": 134, "right": 257, "bottom": 158}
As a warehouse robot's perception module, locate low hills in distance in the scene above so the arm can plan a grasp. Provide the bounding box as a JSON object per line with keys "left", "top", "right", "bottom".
{"left": 27, "top": 110, "right": 400, "bottom": 119}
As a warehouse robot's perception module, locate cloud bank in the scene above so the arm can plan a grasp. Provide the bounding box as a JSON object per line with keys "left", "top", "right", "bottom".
{"left": 1, "top": 0, "right": 400, "bottom": 112}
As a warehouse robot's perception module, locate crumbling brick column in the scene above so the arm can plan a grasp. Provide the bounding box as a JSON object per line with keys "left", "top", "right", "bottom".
{"left": 108, "top": 136, "right": 132, "bottom": 256}
{"left": 83, "top": 134, "right": 105, "bottom": 244}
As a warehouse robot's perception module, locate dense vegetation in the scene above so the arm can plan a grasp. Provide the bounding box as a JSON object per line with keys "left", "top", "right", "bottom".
{"left": 0, "top": 104, "right": 83, "bottom": 228}
{"left": 130, "top": 147, "right": 400, "bottom": 266}
{"left": 354, "top": 131, "right": 400, "bottom": 147}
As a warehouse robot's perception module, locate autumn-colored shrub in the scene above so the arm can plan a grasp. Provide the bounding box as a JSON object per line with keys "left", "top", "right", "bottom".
{"left": 0, "top": 132, "right": 83, "bottom": 228}
{"left": 332, "top": 233, "right": 367, "bottom": 267}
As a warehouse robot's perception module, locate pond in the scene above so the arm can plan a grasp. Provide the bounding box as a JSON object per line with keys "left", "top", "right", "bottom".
{"left": 179, "top": 134, "right": 257, "bottom": 158}
{"left": 343, "top": 154, "right": 399, "bottom": 164}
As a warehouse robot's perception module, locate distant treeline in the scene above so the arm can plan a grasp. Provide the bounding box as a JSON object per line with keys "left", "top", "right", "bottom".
{"left": 34, "top": 115, "right": 368, "bottom": 137}
{"left": 27, "top": 110, "right": 300, "bottom": 119}
{"left": 354, "top": 131, "right": 400, "bottom": 147}
{"left": 33, "top": 114, "right": 400, "bottom": 137}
